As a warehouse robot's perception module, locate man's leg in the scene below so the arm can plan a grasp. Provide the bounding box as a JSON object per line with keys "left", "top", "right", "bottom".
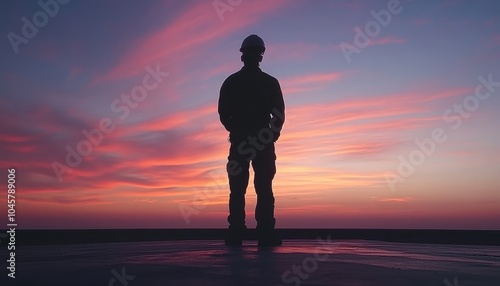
{"left": 226, "top": 142, "right": 250, "bottom": 245}
{"left": 253, "top": 143, "right": 281, "bottom": 246}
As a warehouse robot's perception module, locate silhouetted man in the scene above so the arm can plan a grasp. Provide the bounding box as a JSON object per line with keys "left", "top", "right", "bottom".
{"left": 218, "top": 34, "right": 285, "bottom": 246}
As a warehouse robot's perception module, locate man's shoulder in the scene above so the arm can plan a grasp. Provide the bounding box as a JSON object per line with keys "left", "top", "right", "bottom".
{"left": 223, "top": 68, "right": 280, "bottom": 85}
{"left": 223, "top": 70, "right": 243, "bottom": 83}
{"left": 260, "top": 71, "right": 279, "bottom": 83}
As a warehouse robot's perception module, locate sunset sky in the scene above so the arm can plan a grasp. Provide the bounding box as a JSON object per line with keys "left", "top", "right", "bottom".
{"left": 1, "top": 0, "right": 499, "bottom": 229}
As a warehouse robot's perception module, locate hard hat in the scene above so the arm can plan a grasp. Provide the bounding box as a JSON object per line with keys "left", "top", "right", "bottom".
{"left": 240, "top": 34, "right": 265, "bottom": 53}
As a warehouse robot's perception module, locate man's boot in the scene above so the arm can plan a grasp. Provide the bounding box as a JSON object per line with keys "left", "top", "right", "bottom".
{"left": 225, "top": 225, "right": 247, "bottom": 246}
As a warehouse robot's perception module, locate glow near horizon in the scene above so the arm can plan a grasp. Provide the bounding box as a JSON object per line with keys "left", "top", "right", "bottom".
{"left": 1, "top": 0, "right": 499, "bottom": 229}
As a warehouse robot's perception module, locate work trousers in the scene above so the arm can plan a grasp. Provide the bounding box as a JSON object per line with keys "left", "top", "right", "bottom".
{"left": 226, "top": 137, "right": 277, "bottom": 231}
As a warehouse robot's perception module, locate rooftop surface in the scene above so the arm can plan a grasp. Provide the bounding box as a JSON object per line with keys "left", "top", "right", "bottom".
{"left": 11, "top": 238, "right": 500, "bottom": 285}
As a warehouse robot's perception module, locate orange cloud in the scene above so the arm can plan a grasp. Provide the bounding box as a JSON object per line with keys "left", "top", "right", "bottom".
{"left": 371, "top": 196, "right": 417, "bottom": 202}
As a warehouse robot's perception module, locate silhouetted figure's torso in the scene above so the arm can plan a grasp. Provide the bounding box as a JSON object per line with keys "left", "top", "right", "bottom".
{"left": 219, "top": 65, "right": 284, "bottom": 143}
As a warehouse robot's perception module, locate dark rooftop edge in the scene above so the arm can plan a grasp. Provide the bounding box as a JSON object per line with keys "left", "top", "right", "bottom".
{"left": 1, "top": 229, "right": 499, "bottom": 246}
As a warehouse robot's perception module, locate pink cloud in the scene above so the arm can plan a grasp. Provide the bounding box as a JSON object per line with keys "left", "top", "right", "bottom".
{"left": 281, "top": 71, "right": 345, "bottom": 94}
{"left": 483, "top": 19, "right": 495, "bottom": 27}
{"left": 202, "top": 62, "right": 241, "bottom": 80}
{"left": 275, "top": 86, "right": 473, "bottom": 165}
{"left": 413, "top": 18, "right": 430, "bottom": 26}
{"left": 441, "top": 0, "right": 460, "bottom": 7}
{"left": 492, "top": 34, "right": 500, "bottom": 47}
{"left": 330, "top": 1, "right": 367, "bottom": 10}
{"left": 265, "top": 42, "right": 321, "bottom": 61}
{"left": 368, "top": 36, "right": 406, "bottom": 46}
{"left": 97, "top": 0, "right": 287, "bottom": 83}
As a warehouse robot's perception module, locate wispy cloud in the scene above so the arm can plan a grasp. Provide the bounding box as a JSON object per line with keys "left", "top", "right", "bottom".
{"left": 96, "top": 0, "right": 288, "bottom": 83}
{"left": 368, "top": 36, "right": 406, "bottom": 46}
{"left": 281, "top": 71, "right": 345, "bottom": 94}
{"left": 371, "top": 196, "right": 417, "bottom": 202}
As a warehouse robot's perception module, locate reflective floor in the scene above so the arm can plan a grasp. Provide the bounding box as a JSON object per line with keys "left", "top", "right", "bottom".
{"left": 14, "top": 239, "right": 500, "bottom": 285}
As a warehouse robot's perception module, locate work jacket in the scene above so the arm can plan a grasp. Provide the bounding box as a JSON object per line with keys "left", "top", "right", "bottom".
{"left": 218, "top": 65, "right": 285, "bottom": 142}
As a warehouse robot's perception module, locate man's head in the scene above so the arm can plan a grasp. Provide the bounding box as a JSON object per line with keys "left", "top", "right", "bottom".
{"left": 240, "top": 34, "right": 265, "bottom": 66}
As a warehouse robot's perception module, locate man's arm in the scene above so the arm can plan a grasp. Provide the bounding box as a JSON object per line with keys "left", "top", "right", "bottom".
{"left": 270, "top": 78, "right": 285, "bottom": 141}
{"left": 218, "top": 80, "right": 233, "bottom": 132}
